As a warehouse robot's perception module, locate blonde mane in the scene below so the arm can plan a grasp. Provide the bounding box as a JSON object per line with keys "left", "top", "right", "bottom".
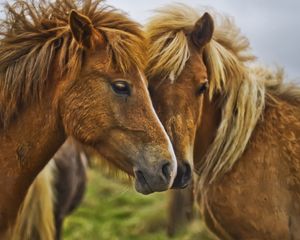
{"left": 0, "top": 0, "right": 145, "bottom": 128}
{"left": 146, "top": 4, "right": 298, "bottom": 187}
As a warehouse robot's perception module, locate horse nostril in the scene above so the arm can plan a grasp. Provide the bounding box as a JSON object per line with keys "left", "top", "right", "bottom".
{"left": 183, "top": 163, "right": 192, "bottom": 181}
{"left": 171, "top": 161, "right": 192, "bottom": 189}
{"left": 162, "top": 162, "right": 171, "bottom": 180}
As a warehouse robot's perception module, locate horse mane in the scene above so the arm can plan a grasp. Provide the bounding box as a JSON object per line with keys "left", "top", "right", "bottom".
{"left": 0, "top": 0, "right": 145, "bottom": 128}
{"left": 256, "top": 66, "right": 300, "bottom": 104}
{"left": 146, "top": 4, "right": 300, "bottom": 187}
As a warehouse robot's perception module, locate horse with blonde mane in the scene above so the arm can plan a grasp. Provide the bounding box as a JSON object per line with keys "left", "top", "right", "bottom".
{"left": 0, "top": 0, "right": 179, "bottom": 238}
{"left": 146, "top": 4, "right": 300, "bottom": 239}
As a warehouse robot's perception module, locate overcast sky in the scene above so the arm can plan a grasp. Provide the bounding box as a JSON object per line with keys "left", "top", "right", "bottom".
{"left": 107, "top": 0, "right": 300, "bottom": 80}
{"left": 0, "top": 1, "right": 298, "bottom": 79}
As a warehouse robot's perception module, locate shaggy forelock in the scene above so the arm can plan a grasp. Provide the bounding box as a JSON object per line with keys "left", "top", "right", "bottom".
{"left": 0, "top": 0, "right": 145, "bottom": 128}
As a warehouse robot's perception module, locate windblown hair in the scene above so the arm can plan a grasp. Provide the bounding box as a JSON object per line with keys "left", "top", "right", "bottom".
{"left": 12, "top": 160, "right": 56, "bottom": 240}
{"left": 146, "top": 4, "right": 299, "bottom": 187}
{"left": 0, "top": 0, "right": 145, "bottom": 127}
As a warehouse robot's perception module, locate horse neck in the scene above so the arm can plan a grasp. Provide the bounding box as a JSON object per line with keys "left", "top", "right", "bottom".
{"left": 0, "top": 87, "right": 66, "bottom": 234}
{"left": 194, "top": 93, "right": 221, "bottom": 167}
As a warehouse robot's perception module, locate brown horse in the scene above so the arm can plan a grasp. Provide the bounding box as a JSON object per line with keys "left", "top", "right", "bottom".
{"left": 13, "top": 138, "right": 90, "bottom": 240}
{"left": 0, "top": 0, "right": 178, "bottom": 237}
{"left": 146, "top": 4, "right": 300, "bottom": 240}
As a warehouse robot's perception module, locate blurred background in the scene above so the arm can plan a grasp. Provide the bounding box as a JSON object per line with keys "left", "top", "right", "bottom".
{"left": 63, "top": 166, "right": 213, "bottom": 240}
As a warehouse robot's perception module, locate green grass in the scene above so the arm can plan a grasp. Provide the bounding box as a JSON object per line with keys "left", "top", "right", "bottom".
{"left": 63, "top": 169, "right": 213, "bottom": 240}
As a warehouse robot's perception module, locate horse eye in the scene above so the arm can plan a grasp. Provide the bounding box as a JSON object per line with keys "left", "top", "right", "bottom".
{"left": 196, "top": 80, "right": 209, "bottom": 96}
{"left": 111, "top": 80, "right": 131, "bottom": 96}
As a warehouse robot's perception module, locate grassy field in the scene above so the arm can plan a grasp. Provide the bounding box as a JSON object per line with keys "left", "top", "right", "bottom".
{"left": 63, "top": 168, "right": 213, "bottom": 240}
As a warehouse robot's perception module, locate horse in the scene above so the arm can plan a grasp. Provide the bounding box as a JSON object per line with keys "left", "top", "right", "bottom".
{"left": 0, "top": 0, "right": 179, "bottom": 237}
{"left": 146, "top": 4, "right": 300, "bottom": 239}
{"left": 13, "top": 138, "right": 90, "bottom": 240}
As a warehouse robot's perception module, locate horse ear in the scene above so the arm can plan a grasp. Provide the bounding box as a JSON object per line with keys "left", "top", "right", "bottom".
{"left": 191, "top": 12, "right": 214, "bottom": 49}
{"left": 69, "top": 10, "right": 102, "bottom": 49}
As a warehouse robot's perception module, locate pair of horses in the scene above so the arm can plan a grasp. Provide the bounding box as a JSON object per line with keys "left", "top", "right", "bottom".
{"left": 2, "top": 0, "right": 300, "bottom": 239}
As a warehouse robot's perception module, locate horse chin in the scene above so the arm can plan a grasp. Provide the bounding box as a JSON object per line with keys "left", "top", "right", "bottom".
{"left": 133, "top": 169, "right": 153, "bottom": 194}
{"left": 134, "top": 179, "right": 154, "bottom": 195}
{"left": 171, "top": 181, "right": 190, "bottom": 189}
